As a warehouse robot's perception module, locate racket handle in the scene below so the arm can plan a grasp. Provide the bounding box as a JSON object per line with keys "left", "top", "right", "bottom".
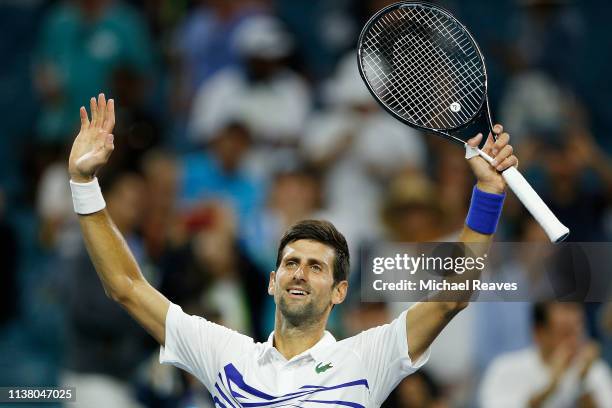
{"left": 501, "top": 166, "right": 569, "bottom": 242}
{"left": 473, "top": 148, "right": 569, "bottom": 242}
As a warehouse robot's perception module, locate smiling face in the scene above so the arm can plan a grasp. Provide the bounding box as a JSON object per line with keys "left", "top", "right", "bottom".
{"left": 268, "top": 239, "right": 348, "bottom": 327}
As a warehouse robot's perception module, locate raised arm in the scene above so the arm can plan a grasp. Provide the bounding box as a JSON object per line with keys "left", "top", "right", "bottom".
{"left": 68, "top": 94, "right": 169, "bottom": 345}
{"left": 406, "top": 125, "right": 518, "bottom": 361}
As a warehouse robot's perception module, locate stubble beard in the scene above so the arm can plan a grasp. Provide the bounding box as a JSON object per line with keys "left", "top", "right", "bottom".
{"left": 279, "top": 295, "right": 326, "bottom": 328}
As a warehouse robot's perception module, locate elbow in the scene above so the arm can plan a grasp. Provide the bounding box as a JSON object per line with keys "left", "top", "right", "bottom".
{"left": 105, "top": 279, "right": 136, "bottom": 305}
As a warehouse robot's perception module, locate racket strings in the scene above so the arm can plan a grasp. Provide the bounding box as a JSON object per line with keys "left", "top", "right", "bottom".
{"left": 360, "top": 4, "right": 486, "bottom": 130}
{"left": 384, "top": 7, "right": 481, "bottom": 124}
{"left": 370, "top": 6, "right": 481, "bottom": 123}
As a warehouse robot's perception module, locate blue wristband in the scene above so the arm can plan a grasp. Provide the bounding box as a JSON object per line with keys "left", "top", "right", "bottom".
{"left": 465, "top": 185, "right": 505, "bottom": 234}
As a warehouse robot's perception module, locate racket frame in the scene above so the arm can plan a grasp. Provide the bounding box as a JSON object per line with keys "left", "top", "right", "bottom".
{"left": 357, "top": 1, "right": 494, "bottom": 146}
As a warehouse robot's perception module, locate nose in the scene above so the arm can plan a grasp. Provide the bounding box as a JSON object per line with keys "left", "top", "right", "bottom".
{"left": 292, "top": 264, "right": 306, "bottom": 281}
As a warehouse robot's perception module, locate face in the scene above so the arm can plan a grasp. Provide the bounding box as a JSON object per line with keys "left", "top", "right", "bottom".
{"left": 536, "top": 303, "right": 584, "bottom": 358}
{"left": 268, "top": 239, "right": 347, "bottom": 327}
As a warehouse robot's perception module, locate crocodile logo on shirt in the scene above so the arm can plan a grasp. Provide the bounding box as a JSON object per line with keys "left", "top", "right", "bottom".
{"left": 315, "top": 362, "right": 333, "bottom": 374}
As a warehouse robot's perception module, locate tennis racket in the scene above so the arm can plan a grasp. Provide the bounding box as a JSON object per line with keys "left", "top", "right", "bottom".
{"left": 357, "top": 1, "right": 569, "bottom": 242}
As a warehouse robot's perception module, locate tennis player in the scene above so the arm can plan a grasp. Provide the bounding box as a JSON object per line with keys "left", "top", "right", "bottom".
{"left": 68, "top": 94, "right": 518, "bottom": 407}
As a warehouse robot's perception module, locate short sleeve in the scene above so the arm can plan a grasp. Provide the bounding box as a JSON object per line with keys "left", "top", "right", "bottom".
{"left": 159, "top": 303, "right": 254, "bottom": 390}
{"left": 343, "top": 310, "right": 430, "bottom": 406}
{"left": 586, "top": 361, "right": 612, "bottom": 407}
{"left": 478, "top": 356, "right": 529, "bottom": 408}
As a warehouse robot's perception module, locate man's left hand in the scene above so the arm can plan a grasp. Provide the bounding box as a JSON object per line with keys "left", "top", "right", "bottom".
{"left": 466, "top": 124, "right": 518, "bottom": 195}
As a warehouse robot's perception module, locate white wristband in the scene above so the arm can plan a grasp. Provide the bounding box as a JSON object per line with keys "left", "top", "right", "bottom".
{"left": 70, "top": 177, "right": 106, "bottom": 215}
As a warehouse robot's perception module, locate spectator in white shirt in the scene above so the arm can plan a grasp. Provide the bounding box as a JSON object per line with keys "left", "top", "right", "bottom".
{"left": 479, "top": 302, "right": 612, "bottom": 408}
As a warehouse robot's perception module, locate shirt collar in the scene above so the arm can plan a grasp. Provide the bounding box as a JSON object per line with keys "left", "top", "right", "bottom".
{"left": 258, "top": 330, "right": 336, "bottom": 363}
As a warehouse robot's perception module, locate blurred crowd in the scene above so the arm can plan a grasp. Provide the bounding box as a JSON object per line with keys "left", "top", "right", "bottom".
{"left": 1, "top": 0, "right": 612, "bottom": 407}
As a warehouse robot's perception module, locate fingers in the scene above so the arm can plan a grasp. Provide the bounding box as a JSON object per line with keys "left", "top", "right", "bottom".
{"left": 89, "top": 93, "right": 109, "bottom": 129}
{"left": 466, "top": 132, "right": 483, "bottom": 147}
{"left": 97, "top": 93, "right": 107, "bottom": 128}
{"left": 103, "top": 99, "right": 115, "bottom": 133}
{"left": 492, "top": 132, "right": 510, "bottom": 156}
{"left": 492, "top": 155, "right": 518, "bottom": 171}
{"left": 481, "top": 133, "right": 495, "bottom": 155}
{"left": 90, "top": 97, "right": 98, "bottom": 126}
{"left": 79, "top": 106, "right": 90, "bottom": 130}
{"left": 490, "top": 124, "right": 518, "bottom": 170}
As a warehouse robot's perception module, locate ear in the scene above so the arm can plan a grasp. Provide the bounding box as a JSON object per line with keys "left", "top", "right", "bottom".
{"left": 268, "top": 271, "right": 276, "bottom": 296}
{"left": 331, "top": 280, "right": 348, "bottom": 305}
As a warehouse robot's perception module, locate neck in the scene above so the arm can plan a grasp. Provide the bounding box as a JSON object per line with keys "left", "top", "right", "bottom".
{"left": 273, "top": 311, "right": 328, "bottom": 360}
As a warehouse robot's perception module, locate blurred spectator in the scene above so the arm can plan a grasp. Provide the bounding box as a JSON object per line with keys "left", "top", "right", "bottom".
{"left": 343, "top": 301, "right": 390, "bottom": 337}
{"left": 434, "top": 141, "right": 473, "bottom": 233}
{"left": 170, "top": 0, "right": 263, "bottom": 111}
{"left": 243, "top": 167, "right": 323, "bottom": 271}
{"left": 59, "top": 171, "right": 156, "bottom": 408}
{"left": 386, "top": 370, "right": 449, "bottom": 408}
{"left": 380, "top": 173, "right": 446, "bottom": 242}
{"left": 189, "top": 14, "right": 311, "bottom": 153}
{"left": 108, "top": 66, "right": 163, "bottom": 172}
{"left": 602, "top": 303, "right": 612, "bottom": 368}
{"left": 35, "top": 0, "right": 155, "bottom": 141}
{"left": 538, "top": 126, "right": 612, "bottom": 241}
{"left": 479, "top": 302, "right": 612, "bottom": 407}
{"left": 0, "top": 188, "right": 19, "bottom": 325}
{"left": 302, "top": 52, "right": 426, "bottom": 247}
{"left": 36, "top": 156, "right": 78, "bottom": 252}
{"left": 275, "top": 0, "right": 357, "bottom": 79}
{"left": 160, "top": 202, "right": 267, "bottom": 339}
{"left": 179, "top": 121, "right": 265, "bottom": 226}
{"left": 140, "top": 150, "right": 180, "bottom": 262}
{"left": 499, "top": 71, "right": 569, "bottom": 147}
{"left": 503, "top": 0, "right": 584, "bottom": 84}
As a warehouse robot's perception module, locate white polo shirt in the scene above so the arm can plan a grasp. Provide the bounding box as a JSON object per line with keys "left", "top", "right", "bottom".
{"left": 160, "top": 303, "right": 430, "bottom": 407}
{"left": 479, "top": 347, "right": 612, "bottom": 408}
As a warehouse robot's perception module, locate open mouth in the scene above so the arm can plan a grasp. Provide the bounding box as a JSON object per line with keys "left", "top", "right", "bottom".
{"left": 287, "top": 288, "right": 310, "bottom": 297}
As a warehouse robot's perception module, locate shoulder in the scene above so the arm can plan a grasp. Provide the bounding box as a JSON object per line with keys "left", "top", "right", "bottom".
{"left": 486, "top": 347, "right": 538, "bottom": 375}
{"left": 587, "top": 359, "right": 612, "bottom": 382}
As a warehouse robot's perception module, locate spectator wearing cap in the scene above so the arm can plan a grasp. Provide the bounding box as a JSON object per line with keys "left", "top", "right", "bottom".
{"left": 189, "top": 15, "right": 311, "bottom": 150}
{"left": 170, "top": 0, "right": 263, "bottom": 112}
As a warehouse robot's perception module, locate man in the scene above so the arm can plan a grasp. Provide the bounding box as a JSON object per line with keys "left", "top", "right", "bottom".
{"left": 68, "top": 94, "right": 517, "bottom": 407}
{"left": 479, "top": 302, "right": 612, "bottom": 408}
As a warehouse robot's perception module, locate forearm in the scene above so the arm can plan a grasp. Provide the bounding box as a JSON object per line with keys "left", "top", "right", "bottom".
{"left": 528, "top": 379, "right": 559, "bottom": 408}
{"left": 78, "top": 209, "right": 146, "bottom": 301}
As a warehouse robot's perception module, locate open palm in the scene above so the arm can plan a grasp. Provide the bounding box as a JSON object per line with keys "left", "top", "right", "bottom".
{"left": 68, "top": 94, "right": 115, "bottom": 183}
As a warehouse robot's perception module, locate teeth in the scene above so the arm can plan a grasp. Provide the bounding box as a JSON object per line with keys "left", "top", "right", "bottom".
{"left": 289, "top": 290, "right": 307, "bottom": 295}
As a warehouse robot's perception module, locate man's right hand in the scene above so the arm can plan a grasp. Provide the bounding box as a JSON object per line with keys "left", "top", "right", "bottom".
{"left": 68, "top": 93, "right": 115, "bottom": 183}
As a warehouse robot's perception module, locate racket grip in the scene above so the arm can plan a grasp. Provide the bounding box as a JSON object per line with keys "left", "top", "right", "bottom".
{"left": 501, "top": 166, "right": 569, "bottom": 242}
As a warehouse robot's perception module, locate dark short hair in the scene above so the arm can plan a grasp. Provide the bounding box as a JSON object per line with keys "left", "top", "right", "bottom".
{"left": 532, "top": 302, "right": 582, "bottom": 329}
{"left": 532, "top": 302, "right": 548, "bottom": 328}
{"left": 276, "top": 220, "right": 349, "bottom": 285}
